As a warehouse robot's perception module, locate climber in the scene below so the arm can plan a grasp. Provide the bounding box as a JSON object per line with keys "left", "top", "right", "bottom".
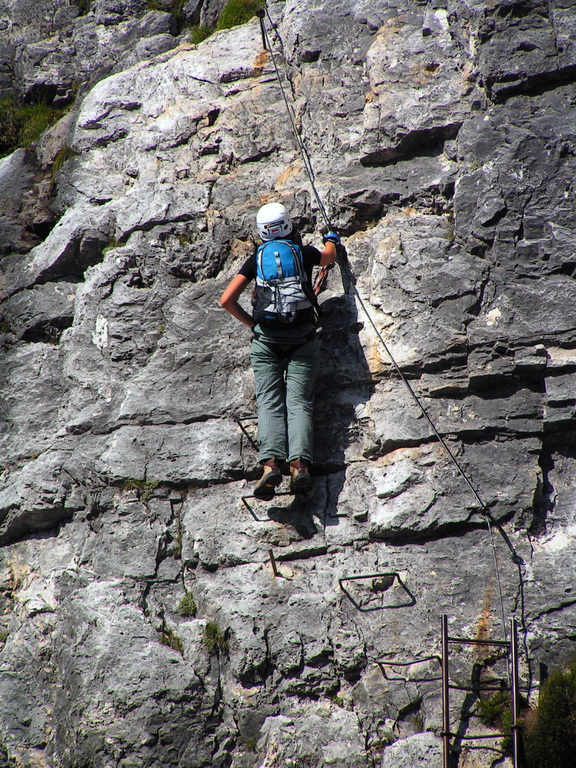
{"left": 220, "top": 202, "right": 339, "bottom": 500}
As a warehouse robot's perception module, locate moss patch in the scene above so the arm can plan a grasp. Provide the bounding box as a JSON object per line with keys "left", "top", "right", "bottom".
{"left": 121, "top": 479, "right": 159, "bottom": 504}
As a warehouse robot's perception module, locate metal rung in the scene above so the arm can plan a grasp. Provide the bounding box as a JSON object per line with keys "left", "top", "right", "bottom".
{"left": 241, "top": 491, "right": 307, "bottom": 521}
{"left": 442, "top": 732, "right": 509, "bottom": 742}
{"left": 449, "top": 683, "right": 509, "bottom": 693}
{"left": 442, "top": 615, "right": 522, "bottom": 768}
{"left": 377, "top": 655, "right": 441, "bottom": 682}
{"left": 234, "top": 415, "right": 259, "bottom": 450}
{"left": 339, "top": 572, "right": 416, "bottom": 612}
{"left": 448, "top": 636, "right": 509, "bottom": 648}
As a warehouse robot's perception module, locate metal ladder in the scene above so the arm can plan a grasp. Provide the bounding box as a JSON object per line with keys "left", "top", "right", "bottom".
{"left": 441, "top": 614, "right": 522, "bottom": 768}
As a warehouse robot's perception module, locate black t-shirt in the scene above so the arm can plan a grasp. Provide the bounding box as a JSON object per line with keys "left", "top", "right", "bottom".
{"left": 239, "top": 242, "right": 322, "bottom": 344}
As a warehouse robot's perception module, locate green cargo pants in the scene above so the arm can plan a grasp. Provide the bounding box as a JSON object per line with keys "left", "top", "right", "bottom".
{"left": 250, "top": 335, "right": 320, "bottom": 464}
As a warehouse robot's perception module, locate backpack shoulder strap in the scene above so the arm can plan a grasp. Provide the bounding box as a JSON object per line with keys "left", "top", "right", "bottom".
{"left": 282, "top": 240, "right": 305, "bottom": 280}
{"left": 256, "top": 243, "right": 264, "bottom": 279}
{"left": 287, "top": 241, "right": 323, "bottom": 320}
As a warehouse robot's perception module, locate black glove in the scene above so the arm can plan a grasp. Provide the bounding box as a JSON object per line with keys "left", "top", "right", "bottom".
{"left": 323, "top": 231, "right": 341, "bottom": 245}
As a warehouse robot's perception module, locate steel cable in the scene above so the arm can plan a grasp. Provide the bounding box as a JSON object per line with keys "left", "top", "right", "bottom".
{"left": 259, "top": 5, "right": 523, "bottom": 647}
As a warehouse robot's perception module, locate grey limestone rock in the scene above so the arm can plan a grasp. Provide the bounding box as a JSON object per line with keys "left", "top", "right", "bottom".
{"left": 1, "top": 0, "right": 576, "bottom": 766}
{"left": 0, "top": 149, "right": 51, "bottom": 255}
{"left": 381, "top": 732, "right": 442, "bottom": 768}
{"left": 0, "top": 0, "right": 182, "bottom": 102}
{"left": 2, "top": 280, "right": 78, "bottom": 341}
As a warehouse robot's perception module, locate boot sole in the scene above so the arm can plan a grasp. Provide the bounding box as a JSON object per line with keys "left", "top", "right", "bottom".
{"left": 253, "top": 471, "right": 282, "bottom": 500}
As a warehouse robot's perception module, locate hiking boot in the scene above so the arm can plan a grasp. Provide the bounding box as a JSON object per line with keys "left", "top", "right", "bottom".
{"left": 289, "top": 459, "right": 312, "bottom": 495}
{"left": 253, "top": 461, "right": 283, "bottom": 500}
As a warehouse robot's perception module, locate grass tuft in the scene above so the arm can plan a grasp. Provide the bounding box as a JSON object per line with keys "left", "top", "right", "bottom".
{"left": 189, "top": 24, "right": 214, "bottom": 44}
{"left": 0, "top": 96, "right": 67, "bottom": 158}
{"left": 178, "top": 592, "right": 197, "bottom": 618}
{"left": 51, "top": 146, "right": 78, "bottom": 181}
{"left": 160, "top": 628, "right": 184, "bottom": 656}
{"left": 203, "top": 621, "right": 229, "bottom": 655}
{"left": 477, "top": 690, "right": 513, "bottom": 756}
{"left": 216, "top": 0, "right": 264, "bottom": 31}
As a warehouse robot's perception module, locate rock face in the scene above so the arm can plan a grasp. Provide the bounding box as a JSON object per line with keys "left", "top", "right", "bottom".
{"left": 0, "top": 0, "right": 575, "bottom": 766}
{"left": 0, "top": 0, "right": 180, "bottom": 102}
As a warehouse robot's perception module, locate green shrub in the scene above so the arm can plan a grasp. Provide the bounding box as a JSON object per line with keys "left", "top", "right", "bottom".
{"left": 178, "top": 592, "right": 197, "bottom": 618}
{"left": 203, "top": 621, "right": 228, "bottom": 655}
{"left": 190, "top": 24, "right": 214, "bottom": 44}
{"left": 160, "top": 628, "right": 184, "bottom": 656}
{"left": 72, "top": 0, "right": 91, "bottom": 14}
{"left": 216, "top": 0, "right": 264, "bottom": 30}
{"left": 0, "top": 99, "right": 19, "bottom": 155}
{"left": 477, "top": 690, "right": 510, "bottom": 728}
{"left": 477, "top": 690, "right": 513, "bottom": 756}
{"left": 122, "top": 478, "right": 158, "bottom": 503}
{"left": 0, "top": 96, "right": 67, "bottom": 158}
{"left": 523, "top": 659, "right": 576, "bottom": 768}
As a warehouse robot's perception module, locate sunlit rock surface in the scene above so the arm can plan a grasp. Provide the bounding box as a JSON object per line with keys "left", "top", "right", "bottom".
{"left": 1, "top": 0, "right": 575, "bottom": 765}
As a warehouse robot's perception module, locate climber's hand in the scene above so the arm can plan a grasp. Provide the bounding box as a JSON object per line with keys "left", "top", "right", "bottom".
{"left": 323, "top": 231, "right": 341, "bottom": 245}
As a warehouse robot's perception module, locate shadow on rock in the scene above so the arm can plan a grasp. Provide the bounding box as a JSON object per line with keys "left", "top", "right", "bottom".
{"left": 267, "top": 495, "right": 320, "bottom": 539}
{"left": 314, "top": 273, "right": 375, "bottom": 482}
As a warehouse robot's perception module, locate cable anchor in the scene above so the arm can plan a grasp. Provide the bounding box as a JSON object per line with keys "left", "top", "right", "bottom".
{"left": 256, "top": 8, "right": 267, "bottom": 50}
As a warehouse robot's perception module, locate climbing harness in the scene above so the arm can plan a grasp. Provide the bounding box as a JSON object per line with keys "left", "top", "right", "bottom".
{"left": 257, "top": 5, "right": 525, "bottom": 650}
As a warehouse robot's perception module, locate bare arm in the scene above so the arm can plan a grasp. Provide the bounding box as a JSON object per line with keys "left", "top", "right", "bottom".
{"left": 219, "top": 273, "right": 254, "bottom": 328}
{"left": 318, "top": 241, "right": 337, "bottom": 267}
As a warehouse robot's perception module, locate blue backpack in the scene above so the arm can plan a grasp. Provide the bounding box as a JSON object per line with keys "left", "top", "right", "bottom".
{"left": 252, "top": 240, "right": 320, "bottom": 328}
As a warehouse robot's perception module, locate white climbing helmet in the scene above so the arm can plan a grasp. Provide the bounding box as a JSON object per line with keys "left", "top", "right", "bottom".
{"left": 256, "top": 202, "right": 293, "bottom": 241}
